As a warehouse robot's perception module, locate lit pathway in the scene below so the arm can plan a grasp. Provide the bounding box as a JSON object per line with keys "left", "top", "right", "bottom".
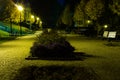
{"left": 0, "top": 32, "right": 38, "bottom": 80}
{"left": 0, "top": 32, "right": 120, "bottom": 80}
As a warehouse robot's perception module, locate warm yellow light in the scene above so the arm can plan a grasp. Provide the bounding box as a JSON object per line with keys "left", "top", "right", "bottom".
{"left": 87, "top": 20, "right": 91, "bottom": 24}
{"left": 31, "top": 15, "right": 34, "bottom": 18}
{"left": 40, "top": 21, "right": 42, "bottom": 23}
{"left": 37, "top": 17, "right": 39, "bottom": 20}
{"left": 17, "top": 5, "right": 23, "bottom": 11}
{"left": 104, "top": 25, "right": 108, "bottom": 28}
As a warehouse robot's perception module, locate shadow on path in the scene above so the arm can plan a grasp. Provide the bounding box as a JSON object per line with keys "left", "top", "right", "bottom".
{"left": 25, "top": 52, "right": 103, "bottom": 61}
{"left": 13, "top": 65, "right": 100, "bottom": 80}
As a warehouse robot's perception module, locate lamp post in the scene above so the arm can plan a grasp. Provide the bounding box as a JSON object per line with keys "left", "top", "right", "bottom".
{"left": 17, "top": 5, "right": 23, "bottom": 35}
{"left": 86, "top": 20, "right": 91, "bottom": 27}
{"left": 10, "top": 18, "right": 12, "bottom": 35}
{"left": 87, "top": 20, "right": 91, "bottom": 24}
{"left": 30, "top": 15, "right": 35, "bottom": 30}
{"left": 37, "top": 17, "right": 40, "bottom": 27}
{"left": 31, "top": 15, "right": 34, "bottom": 19}
{"left": 37, "top": 17, "right": 43, "bottom": 29}
{"left": 104, "top": 25, "right": 108, "bottom": 29}
{"left": 37, "top": 17, "right": 39, "bottom": 22}
{"left": 40, "top": 21, "right": 42, "bottom": 29}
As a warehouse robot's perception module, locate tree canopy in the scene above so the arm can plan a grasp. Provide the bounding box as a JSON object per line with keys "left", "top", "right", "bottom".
{"left": 85, "top": 0, "right": 104, "bottom": 20}
{"left": 109, "top": 0, "right": 120, "bottom": 15}
{"left": 0, "top": 0, "right": 13, "bottom": 20}
{"left": 0, "top": 0, "right": 23, "bottom": 22}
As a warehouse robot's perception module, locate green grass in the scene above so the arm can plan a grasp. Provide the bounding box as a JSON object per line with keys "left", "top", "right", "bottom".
{"left": 0, "top": 30, "right": 9, "bottom": 37}
{"left": 0, "top": 21, "right": 31, "bottom": 43}
{"left": 0, "top": 30, "right": 10, "bottom": 43}
{"left": 2, "top": 22, "right": 30, "bottom": 33}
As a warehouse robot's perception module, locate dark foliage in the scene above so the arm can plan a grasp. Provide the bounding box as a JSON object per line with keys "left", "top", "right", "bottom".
{"left": 30, "top": 29, "right": 75, "bottom": 58}
{"left": 13, "top": 65, "right": 100, "bottom": 80}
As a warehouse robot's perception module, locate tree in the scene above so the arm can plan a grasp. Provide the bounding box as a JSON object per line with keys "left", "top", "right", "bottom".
{"left": 108, "top": 0, "right": 120, "bottom": 31}
{"left": 109, "top": 0, "right": 120, "bottom": 16}
{"left": 0, "top": 0, "right": 24, "bottom": 23}
{"left": 56, "top": 4, "right": 73, "bottom": 30}
{"left": 0, "top": 0, "right": 17, "bottom": 21}
{"left": 61, "top": 5, "right": 72, "bottom": 26}
{"left": 10, "top": 4, "right": 24, "bottom": 23}
{"left": 85, "top": 0, "right": 104, "bottom": 20}
{"left": 73, "top": 0, "right": 88, "bottom": 27}
{"left": 84, "top": 0, "right": 105, "bottom": 35}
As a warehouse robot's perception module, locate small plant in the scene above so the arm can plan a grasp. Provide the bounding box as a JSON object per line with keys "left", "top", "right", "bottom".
{"left": 30, "top": 29, "right": 75, "bottom": 59}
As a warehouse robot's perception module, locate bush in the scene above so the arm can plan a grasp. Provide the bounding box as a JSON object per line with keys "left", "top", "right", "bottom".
{"left": 13, "top": 66, "right": 99, "bottom": 80}
{"left": 30, "top": 29, "right": 75, "bottom": 58}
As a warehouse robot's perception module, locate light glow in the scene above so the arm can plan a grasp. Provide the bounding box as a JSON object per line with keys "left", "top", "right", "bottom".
{"left": 40, "top": 21, "right": 42, "bottom": 24}
{"left": 16, "top": 5, "right": 23, "bottom": 11}
{"left": 37, "top": 17, "right": 40, "bottom": 20}
{"left": 87, "top": 20, "right": 91, "bottom": 24}
{"left": 31, "top": 15, "right": 34, "bottom": 19}
{"left": 104, "top": 25, "right": 108, "bottom": 28}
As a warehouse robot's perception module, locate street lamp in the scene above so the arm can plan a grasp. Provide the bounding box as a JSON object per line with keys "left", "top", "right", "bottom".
{"left": 31, "top": 15, "right": 34, "bottom": 19}
{"left": 104, "top": 25, "right": 108, "bottom": 29}
{"left": 37, "top": 17, "right": 39, "bottom": 21}
{"left": 40, "top": 21, "right": 42, "bottom": 25}
{"left": 87, "top": 20, "right": 91, "bottom": 24}
{"left": 86, "top": 20, "right": 91, "bottom": 27}
{"left": 17, "top": 5, "right": 24, "bottom": 35}
{"left": 37, "top": 17, "right": 40, "bottom": 25}
{"left": 30, "top": 15, "right": 35, "bottom": 30}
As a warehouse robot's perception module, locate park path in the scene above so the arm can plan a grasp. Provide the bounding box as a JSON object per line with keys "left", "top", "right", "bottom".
{"left": 0, "top": 32, "right": 39, "bottom": 80}
{"left": 0, "top": 32, "right": 120, "bottom": 80}
{"left": 68, "top": 36, "right": 120, "bottom": 80}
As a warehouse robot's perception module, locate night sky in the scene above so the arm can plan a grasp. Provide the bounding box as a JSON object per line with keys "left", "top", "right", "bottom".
{"left": 29, "top": 0, "right": 67, "bottom": 26}
{"left": 13, "top": 0, "right": 77, "bottom": 26}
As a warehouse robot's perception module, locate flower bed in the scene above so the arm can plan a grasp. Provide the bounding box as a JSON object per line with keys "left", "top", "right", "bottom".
{"left": 30, "top": 29, "right": 75, "bottom": 59}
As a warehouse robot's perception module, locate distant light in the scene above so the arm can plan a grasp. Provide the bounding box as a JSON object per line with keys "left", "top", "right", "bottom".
{"left": 16, "top": 5, "right": 23, "bottom": 11}
{"left": 31, "top": 15, "right": 34, "bottom": 18}
{"left": 40, "top": 21, "right": 42, "bottom": 24}
{"left": 104, "top": 25, "right": 108, "bottom": 28}
{"left": 37, "top": 17, "right": 39, "bottom": 20}
{"left": 87, "top": 20, "right": 91, "bottom": 24}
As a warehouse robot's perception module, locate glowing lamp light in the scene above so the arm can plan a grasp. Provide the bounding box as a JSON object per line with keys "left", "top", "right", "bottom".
{"left": 17, "top": 5, "right": 23, "bottom": 11}
{"left": 104, "top": 25, "right": 108, "bottom": 28}
{"left": 37, "top": 17, "right": 40, "bottom": 20}
{"left": 87, "top": 20, "right": 91, "bottom": 24}
{"left": 15, "top": 4, "right": 24, "bottom": 35}
{"left": 40, "top": 21, "right": 42, "bottom": 24}
{"left": 31, "top": 15, "right": 34, "bottom": 19}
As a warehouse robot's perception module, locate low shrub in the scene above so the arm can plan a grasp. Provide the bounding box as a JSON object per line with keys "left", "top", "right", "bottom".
{"left": 30, "top": 29, "right": 75, "bottom": 59}
{"left": 13, "top": 66, "right": 99, "bottom": 80}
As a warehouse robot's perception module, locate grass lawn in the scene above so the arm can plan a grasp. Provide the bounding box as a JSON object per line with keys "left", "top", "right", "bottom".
{"left": 0, "top": 30, "right": 9, "bottom": 37}
{"left": 0, "top": 30, "right": 10, "bottom": 43}
{"left": 2, "top": 22, "right": 30, "bottom": 33}
{"left": 0, "top": 21, "right": 31, "bottom": 44}
{"left": 0, "top": 30, "right": 17, "bottom": 44}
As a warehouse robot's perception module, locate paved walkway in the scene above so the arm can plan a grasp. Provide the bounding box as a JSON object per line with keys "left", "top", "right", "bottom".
{"left": 0, "top": 33, "right": 36, "bottom": 80}
{"left": 0, "top": 33, "right": 120, "bottom": 80}
{"left": 68, "top": 36, "right": 120, "bottom": 80}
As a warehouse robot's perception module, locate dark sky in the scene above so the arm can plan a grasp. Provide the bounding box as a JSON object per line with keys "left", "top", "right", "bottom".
{"left": 29, "top": 0, "right": 67, "bottom": 26}
{"left": 13, "top": 0, "right": 79, "bottom": 26}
